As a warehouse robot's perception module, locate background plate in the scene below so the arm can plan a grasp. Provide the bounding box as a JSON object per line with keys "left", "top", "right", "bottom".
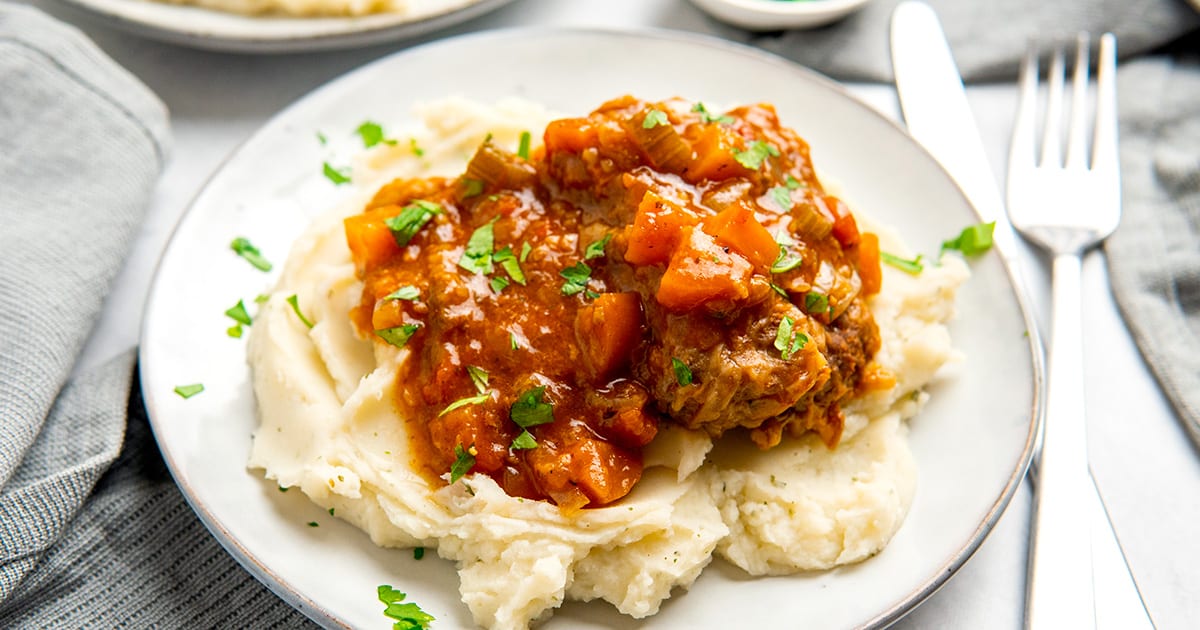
{"left": 140, "top": 28, "right": 1039, "bottom": 629}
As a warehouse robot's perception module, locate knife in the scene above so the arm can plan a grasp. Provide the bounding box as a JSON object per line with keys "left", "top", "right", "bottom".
{"left": 889, "top": 3, "right": 1153, "bottom": 629}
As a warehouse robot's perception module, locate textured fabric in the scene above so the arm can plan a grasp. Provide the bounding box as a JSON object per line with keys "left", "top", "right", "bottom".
{"left": 1105, "top": 55, "right": 1200, "bottom": 445}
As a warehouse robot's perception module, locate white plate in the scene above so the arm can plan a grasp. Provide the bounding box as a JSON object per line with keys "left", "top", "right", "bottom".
{"left": 688, "top": 0, "right": 872, "bottom": 31}
{"left": 52, "top": 0, "right": 513, "bottom": 53}
{"left": 140, "top": 28, "right": 1041, "bottom": 629}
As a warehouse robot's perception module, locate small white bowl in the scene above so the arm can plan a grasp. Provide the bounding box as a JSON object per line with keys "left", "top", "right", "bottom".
{"left": 689, "top": 0, "right": 872, "bottom": 31}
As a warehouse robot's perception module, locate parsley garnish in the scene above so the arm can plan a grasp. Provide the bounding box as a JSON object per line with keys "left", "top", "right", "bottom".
{"left": 785, "top": 174, "right": 805, "bottom": 190}
{"left": 254, "top": 293, "right": 270, "bottom": 304}
{"left": 174, "top": 383, "right": 204, "bottom": 399}
{"left": 493, "top": 245, "right": 527, "bottom": 285}
{"left": 584, "top": 234, "right": 611, "bottom": 260}
{"left": 316, "top": 131, "right": 327, "bottom": 145}
{"left": 941, "top": 221, "right": 996, "bottom": 257}
{"left": 410, "top": 138, "right": 424, "bottom": 157}
{"left": 770, "top": 283, "right": 789, "bottom": 298}
{"left": 376, "top": 323, "right": 420, "bottom": 348}
{"left": 490, "top": 276, "right": 510, "bottom": 293}
{"left": 881, "top": 252, "right": 924, "bottom": 274}
{"left": 769, "top": 186, "right": 793, "bottom": 211}
{"left": 328, "top": 508, "right": 335, "bottom": 516}
{"left": 383, "top": 286, "right": 420, "bottom": 301}
{"left": 227, "top": 325, "right": 243, "bottom": 339}
{"left": 692, "top": 102, "right": 734, "bottom": 125}
{"left": 458, "top": 217, "right": 498, "bottom": 275}
{"left": 733, "top": 140, "right": 780, "bottom": 171}
{"left": 385, "top": 200, "right": 442, "bottom": 247}
{"left": 559, "top": 262, "right": 592, "bottom": 296}
{"left": 519, "top": 241, "right": 532, "bottom": 262}
{"left": 278, "top": 485, "right": 289, "bottom": 493}
{"left": 805, "top": 292, "right": 829, "bottom": 314}
{"left": 449, "top": 445, "right": 475, "bottom": 483}
{"left": 643, "top": 109, "right": 669, "bottom": 129}
{"left": 509, "top": 332, "right": 520, "bottom": 350}
{"left": 517, "top": 131, "right": 531, "bottom": 160}
{"left": 462, "top": 178, "right": 484, "bottom": 198}
{"left": 671, "top": 358, "right": 693, "bottom": 386}
{"left": 286, "top": 294, "right": 314, "bottom": 329}
{"left": 225, "top": 300, "right": 252, "bottom": 326}
{"left": 356, "top": 121, "right": 396, "bottom": 148}
{"left": 230, "top": 237, "right": 272, "bottom": 272}
{"left": 774, "top": 316, "right": 808, "bottom": 360}
{"left": 467, "top": 365, "right": 489, "bottom": 393}
{"left": 510, "top": 386, "right": 554, "bottom": 428}
{"left": 439, "top": 392, "right": 491, "bottom": 417}
{"left": 413, "top": 547, "right": 425, "bottom": 560}
{"left": 771, "top": 247, "right": 803, "bottom": 274}
{"left": 510, "top": 430, "right": 538, "bottom": 450}
{"left": 378, "top": 585, "right": 435, "bottom": 630}
{"left": 322, "top": 162, "right": 351, "bottom": 185}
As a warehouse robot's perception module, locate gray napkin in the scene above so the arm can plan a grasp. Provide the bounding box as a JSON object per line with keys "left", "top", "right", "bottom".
{"left": 0, "top": 4, "right": 311, "bottom": 626}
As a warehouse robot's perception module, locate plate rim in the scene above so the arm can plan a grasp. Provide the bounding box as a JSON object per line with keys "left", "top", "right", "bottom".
{"left": 138, "top": 25, "right": 1044, "bottom": 629}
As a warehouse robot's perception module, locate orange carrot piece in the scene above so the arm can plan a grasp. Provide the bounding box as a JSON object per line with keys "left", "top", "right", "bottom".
{"left": 656, "top": 227, "right": 753, "bottom": 311}
{"left": 702, "top": 203, "right": 779, "bottom": 269}
{"left": 575, "top": 292, "right": 644, "bottom": 381}
{"left": 344, "top": 212, "right": 401, "bottom": 274}
{"left": 624, "top": 191, "right": 699, "bottom": 266}
{"left": 858, "top": 232, "right": 883, "bottom": 296}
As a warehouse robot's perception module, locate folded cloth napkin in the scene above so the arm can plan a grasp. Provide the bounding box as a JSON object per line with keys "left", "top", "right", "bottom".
{"left": 0, "top": 4, "right": 312, "bottom": 626}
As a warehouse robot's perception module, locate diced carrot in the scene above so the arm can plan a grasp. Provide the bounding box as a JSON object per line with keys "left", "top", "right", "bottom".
{"left": 345, "top": 212, "right": 401, "bottom": 274}
{"left": 543, "top": 119, "right": 599, "bottom": 155}
{"left": 826, "top": 196, "right": 861, "bottom": 247}
{"left": 701, "top": 202, "right": 779, "bottom": 269}
{"left": 575, "top": 292, "right": 644, "bottom": 382}
{"left": 686, "top": 124, "right": 747, "bottom": 182}
{"left": 656, "top": 227, "right": 754, "bottom": 311}
{"left": 624, "top": 191, "right": 699, "bottom": 266}
{"left": 858, "top": 231, "right": 883, "bottom": 296}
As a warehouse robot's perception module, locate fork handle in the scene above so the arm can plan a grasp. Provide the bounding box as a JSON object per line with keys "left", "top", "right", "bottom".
{"left": 1026, "top": 253, "right": 1096, "bottom": 629}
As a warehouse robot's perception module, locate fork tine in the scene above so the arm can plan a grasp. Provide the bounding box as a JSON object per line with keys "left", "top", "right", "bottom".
{"left": 1091, "top": 33, "right": 1119, "bottom": 175}
{"left": 1040, "top": 45, "right": 1066, "bottom": 167}
{"left": 1010, "top": 42, "right": 1039, "bottom": 169}
{"left": 1064, "top": 34, "right": 1091, "bottom": 169}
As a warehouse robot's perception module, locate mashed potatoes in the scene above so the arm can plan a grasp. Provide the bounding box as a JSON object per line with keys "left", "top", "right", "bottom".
{"left": 155, "top": 0, "right": 475, "bottom": 20}
{"left": 247, "top": 98, "right": 967, "bottom": 630}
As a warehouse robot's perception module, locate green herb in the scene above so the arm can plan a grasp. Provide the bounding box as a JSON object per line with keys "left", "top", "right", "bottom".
{"left": 643, "top": 109, "right": 669, "bottom": 129}
{"left": 941, "top": 221, "right": 996, "bottom": 257}
{"left": 462, "top": 178, "right": 485, "bottom": 198}
{"left": 227, "top": 325, "right": 243, "bottom": 338}
{"left": 316, "top": 131, "right": 327, "bottom": 145}
{"left": 519, "top": 241, "right": 532, "bottom": 262}
{"left": 559, "top": 261, "right": 592, "bottom": 296}
{"left": 510, "top": 332, "right": 520, "bottom": 350}
{"left": 671, "top": 358, "right": 693, "bottom": 386}
{"left": 356, "top": 121, "right": 396, "bottom": 148}
{"left": 385, "top": 200, "right": 442, "bottom": 247}
{"left": 377, "top": 585, "right": 435, "bottom": 630}
{"left": 449, "top": 445, "right": 475, "bottom": 483}
{"left": 785, "top": 174, "right": 805, "bottom": 190}
{"left": 254, "top": 293, "right": 270, "bottom": 304}
{"left": 774, "top": 316, "right": 808, "bottom": 360}
{"left": 769, "top": 186, "right": 793, "bottom": 211}
{"left": 328, "top": 508, "right": 335, "bottom": 516}
{"left": 383, "top": 286, "right": 420, "bottom": 301}
{"left": 322, "top": 162, "right": 351, "bottom": 185}
{"left": 490, "top": 276, "right": 510, "bottom": 293}
{"left": 230, "top": 237, "right": 272, "bottom": 272}
{"left": 691, "top": 102, "right": 734, "bottom": 125}
{"left": 413, "top": 547, "right": 425, "bottom": 560}
{"left": 770, "top": 283, "right": 789, "bottom": 298}
{"left": 467, "top": 365, "right": 489, "bottom": 393}
{"left": 510, "top": 430, "right": 538, "bottom": 450}
{"left": 804, "top": 292, "right": 829, "bottom": 315}
{"left": 278, "top": 485, "right": 289, "bottom": 493}
{"left": 880, "top": 252, "right": 924, "bottom": 274}
{"left": 376, "top": 324, "right": 420, "bottom": 348}
{"left": 286, "top": 294, "right": 314, "bottom": 329}
{"left": 174, "top": 383, "right": 204, "bottom": 399}
{"left": 458, "top": 217, "right": 498, "bottom": 275}
{"left": 584, "top": 234, "right": 612, "bottom": 260}
{"left": 585, "top": 290, "right": 600, "bottom": 300}
{"left": 410, "top": 138, "right": 424, "bottom": 157}
{"left": 771, "top": 247, "right": 803, "bottom": 274}
{"left": 439, "top": 392, "right": 490, "bottom": 417}
{"left": 732, "top": 140, "right": 780, "bottom": 171}
{"left": 225, "top": 299, "right": 252, "bottom": 326}
{"left": 517, "top": 131, "right": 531, "bottom": 160}
{"left": 307, "top": 521, "right": 319, "bottom": 528}
{"left": 493, "top": 246, "right": 527, "bottom": 285}
{"left": 510, "top": 386, "right": 554, "bottom": 428}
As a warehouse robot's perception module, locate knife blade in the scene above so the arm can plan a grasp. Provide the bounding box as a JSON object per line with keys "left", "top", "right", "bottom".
{"left": 889, "top": 4, "right": 1153, "bottom": 629}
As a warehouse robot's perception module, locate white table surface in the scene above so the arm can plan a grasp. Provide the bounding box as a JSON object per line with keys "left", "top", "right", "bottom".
{"left": 21, "top": 0, "right": 1199, "bottom": 627}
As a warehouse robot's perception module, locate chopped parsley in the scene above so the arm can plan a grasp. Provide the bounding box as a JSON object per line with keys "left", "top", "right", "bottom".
{"left": 733, "top": 140, "right": 780, "bottom": 171}
{"left": 413, "top": 547, "right": 425, "bottom": 560}
{"left": 383, "top": 286, "right": 420, "bottom": 301}
{"left": 519, "top": 241, "right": 532, "bottom": 262}
{"left": 355, "top": 121, "right": 396, "bottom": 148}
{"left": 692, "top": 102, "right": 734, "bottom": 125}
{"left": 227, "top": 325, "right": 243, "bottom": 339}
{"left": 510, "top": 430, "right": 538, "bottom": 450}
{"left": 490, "top": 276, "right": 510, "bottom": 293}
{"left": 439, "top": 392, "right": 491, "bottom": 417}
{"left": 559, "top": 261, "right": 592, "bottom": 296}
{"left": 770, "top": 283, "right": 789, "bottom": 298}
{"left": 774, "top": 316, "right": 808, "bottom": 360}
{"left": 517, "top": 131, "right": 531, "bottom": 160}
{"left": 173, "top": 383, "right": 204, "bottom": 399}
{"left": 378, "top": 585, "right": 435, "bottom": 630}
{"left": 805, "top": 291, "right": 830, "bottom": 315}
{"left": 449, "top": 444, "right": 475, "bottom": 483}
{"left": 278, "top": 485, "right": 289, "bottom": 493}
{"left": 467, "top": 365, "right": 489, "bottom": 393}
{"left": 642, "top": 109, "right": 669, "bottom": 129}
{"left": 225, "top": 300, "right": 252, "bottom": 326}
{"left": 230, "top": 237, "right": 272, "bottom": 272}
{"left": 584, "top": 234, "right": 612, "bottom": 260}
{"left": 328, "top": 508, "right": 335, "bottom": 516}
{"left": 409, "top": 138, "right": 424, "bottom": 157}
{"left": 254, "top": 293, "right": 270, "bottom": 304}
{"left": 385, "top": 200, "right": 442, "bottom": 247}
{"left": 322, "top": 162, "right": 351, "bottom": 185}
{"left": 510, "top": 386, "right": 554, "bottom": 428}
{"left": 493, "top": 246, "right": 527, "bottom": 285}
{"left": 376, "top": 323, "right": 420, "bottom": 348}
{"left": 941, "top": 221, "right": 996, "bottom": 257}
{"left": 458, "top": 217, "right": 498, "bottom": 275}
{"left": 509, "top": 331, "right": 520, "bottom": 350}
{"left": 771, "top": 247, "right": 803, "bottom": 274}
{"left": 286, "top": 294, "right": 314, "bottom": 329}
{"left": 769, "top": 186, "right": 793, "bottom": 211}
{"left": 671, "top": 358, "right": 693, "bottom": 386}
{"left": 785, "top": 174, "right": 805, "bottom": 190}
{"left": 316, "top": 131, "right": 327, "bottom": 145}
{"left": 881, "top": 252, "right": 924, "bottom": 274}
{"left": 307, "top": 521, "right": 319, "bottom": 528}
{"left": 462, "top": 178, "right": 485, "bottom": 198}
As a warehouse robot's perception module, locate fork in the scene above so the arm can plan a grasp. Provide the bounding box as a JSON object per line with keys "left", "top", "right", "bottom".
{"left": 1006, "top": 34, "right": 1121, "bottom": 629}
